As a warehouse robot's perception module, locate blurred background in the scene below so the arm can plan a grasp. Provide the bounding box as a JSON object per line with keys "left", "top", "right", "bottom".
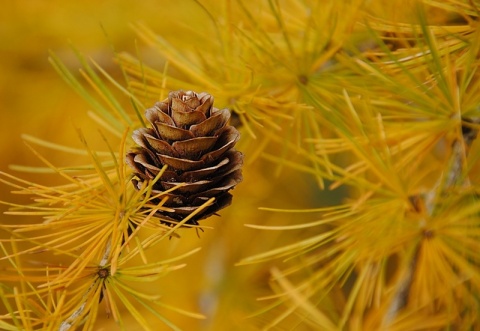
{"left": 0, "top": 0, "right": 183, "bottom": 180}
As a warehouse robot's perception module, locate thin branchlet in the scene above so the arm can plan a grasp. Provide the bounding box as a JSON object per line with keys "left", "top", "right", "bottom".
{"left": 58, "top": 241, "right": 112, "bottom": 331}
{"left": 382, "top": 122, "right": 478, "bottom": 328}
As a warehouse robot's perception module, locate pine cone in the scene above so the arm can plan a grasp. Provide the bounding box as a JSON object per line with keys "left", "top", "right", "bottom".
{"left": 126, "top": 90, "right": 243, "bottom": 225}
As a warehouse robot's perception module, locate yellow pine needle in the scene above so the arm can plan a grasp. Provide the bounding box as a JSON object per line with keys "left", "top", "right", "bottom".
{"left": 235, "top": 111, "right": 257, "bottom": 139}
{"left": 72, "top": 47, "right": 131, "bottom": 124}
{"left": 133, "top": 24, "right": 219, "bottom": 91}
{"left": 155, "top": 300, "right": 206, "bottom": 319}
{"left": 86, "top": 111, "right": 123, "bottom": 139}
{"left": 269, "top": 267, "right": 338, "bottom": 331}
{"left": 1, "top": 243, "right": 51, "bottom": 315}
{"left": 104, "top": 285, "right": 122, "bottom": 327}
{"left": 112, "top": 280, "right": 163, "bottom": 301}
{"left": 13, "top": 287, "right": 33, "bottom": 330}
{"left": 245, "top": 211, "right": 356, "bottom": 231}
{"left": 80, "top": 69, "right": 127, "bottom": 127}
{"left": 0, "top": 170, "right": 70, "bottom": 198}
{"left": 237, "top": 230, "right": 335, "bottom": 265}
{"left": 259, "top": 204, "right": 352, "bottom": 213}
{"left": 108, "top": 282, "right": 153, "bottom": 331}
{"left": 90, "top": 58, "right": 145, "bottom": 111}
{"left": 21, "top": 134, "right": 114, "bottom": 157}
{"left": 48, "top": 51, "right": 125, "bottom": 135}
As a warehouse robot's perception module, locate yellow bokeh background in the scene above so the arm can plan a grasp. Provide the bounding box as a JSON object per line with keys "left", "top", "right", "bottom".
{"left": 0, "top": 0, "right": 185, "bottom": 177}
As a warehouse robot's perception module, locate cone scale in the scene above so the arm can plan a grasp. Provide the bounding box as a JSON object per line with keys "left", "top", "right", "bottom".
{"left": 126, "top": 90, "right": 243, "bottom": 225}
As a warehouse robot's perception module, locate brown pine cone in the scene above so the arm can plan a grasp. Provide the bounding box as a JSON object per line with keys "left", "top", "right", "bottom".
{"left": 126, "top": 90, "right": 243, "bottom": 225}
